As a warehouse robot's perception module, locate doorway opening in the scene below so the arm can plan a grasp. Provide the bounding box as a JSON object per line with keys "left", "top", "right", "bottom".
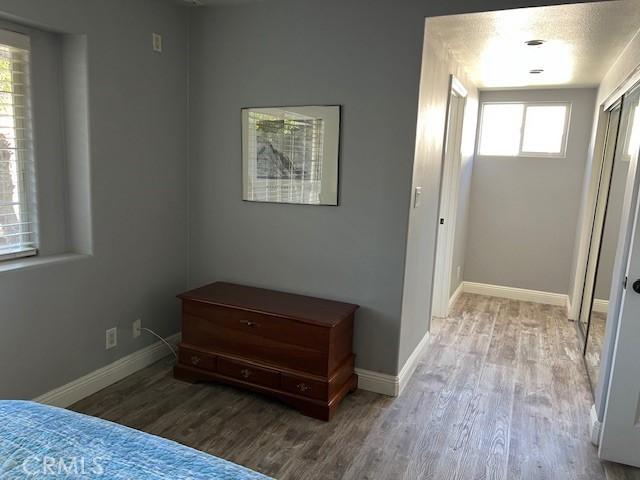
{"left": 412, "top": 0, "right": 640, "bottom": 473}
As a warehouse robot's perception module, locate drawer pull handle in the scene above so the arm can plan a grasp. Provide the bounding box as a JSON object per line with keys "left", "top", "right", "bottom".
{"left": 297, "top": 383, "right": 310, "bottom": 392}
{"left": 190, "top": 356, "right": 201, "bottom": 366}
{"left": 240, "top": 320, "right": 259, "bottom": 328}
{"left": 240, "top": 368, "right": 252, "bottom": 379}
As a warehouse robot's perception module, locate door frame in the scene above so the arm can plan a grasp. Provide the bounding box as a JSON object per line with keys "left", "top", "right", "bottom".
{"left": 432, "top": 75, "right": 467, "bottom": 318}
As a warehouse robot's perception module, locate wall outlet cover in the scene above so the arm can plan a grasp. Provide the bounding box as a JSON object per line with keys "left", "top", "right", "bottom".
{"left": 133, "top": 319, "right": 142, "bottom": 339}
{"left": 106, "top": 327, "right": 117, "bottom": 350}
{"left": 152, "top": 33, "right": 162, "bottom": 53}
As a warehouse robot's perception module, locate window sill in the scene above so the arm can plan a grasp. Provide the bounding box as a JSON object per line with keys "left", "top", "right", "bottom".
{"left": 0, "top": 252, "right": 91, "bottom": 274}
{"left": 0, "top": 248, "right": 38, "bottom": 262}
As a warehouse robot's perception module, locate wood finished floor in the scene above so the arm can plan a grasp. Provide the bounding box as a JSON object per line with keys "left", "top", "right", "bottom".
{"left": 585, "top": 312, "right": 606, "bottom": 392}
{"left": 72, "top": 293, "right": 622, "bottom": 479}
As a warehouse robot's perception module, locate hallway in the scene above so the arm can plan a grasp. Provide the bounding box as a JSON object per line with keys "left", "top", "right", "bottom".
{"left": 344, "top": 293, "right": 603, "bottom": 479}
{"left": 432, "top": 294, "right": 599, "bottom": 478}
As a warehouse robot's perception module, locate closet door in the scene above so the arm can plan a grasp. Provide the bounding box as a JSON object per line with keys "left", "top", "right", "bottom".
{"left": 578, "top": 105, "right": 621, "bottom": 360}
{"left": 599, "top": 83, "right": 640, "bottom": 467}
{"left": 583, "top": 105, "right": 626, "bottom": 392}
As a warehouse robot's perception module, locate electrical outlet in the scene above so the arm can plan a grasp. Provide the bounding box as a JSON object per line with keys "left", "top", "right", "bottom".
{"left": 457, "top": 266, "right": 461, "bottom": 281}
{"left": 106, "top": 327, "right": 117, "bottom": 350}
{"left": 152, "top": 33, "right": 162, "bottom": 53}
{"left": 133, "top": 319, "right": 142, "bottom": 339}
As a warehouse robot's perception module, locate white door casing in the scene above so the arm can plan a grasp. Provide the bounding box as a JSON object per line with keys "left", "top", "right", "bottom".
{"left": 432, "top": 76, "right": 467, "bottom": 318}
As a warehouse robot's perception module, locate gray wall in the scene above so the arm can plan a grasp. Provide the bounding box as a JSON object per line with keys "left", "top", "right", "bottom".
{"left": 189, "top": 0, "right": 595, "bottom": 376}
{"left": 0, "top": 0, "right": 188, "bottom": 399}
{"left": 450, "top": 148, "right": 474, "bottom": 295}
{"left": 188, "top": 0, "right": 422, "bottom": 375}
{"left": 450, "top": 91, "right": 479, "bottom": 297}
{"left": 464, "top": 88, "right": 597, "bottom": 294}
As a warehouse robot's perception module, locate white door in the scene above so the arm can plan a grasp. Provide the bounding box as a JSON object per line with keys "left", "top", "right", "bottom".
{"left": 599, "top": 86, "right": 640, "bottom": 467}
{"left": 432, "top": 76, "right": 467, "bottom": 318}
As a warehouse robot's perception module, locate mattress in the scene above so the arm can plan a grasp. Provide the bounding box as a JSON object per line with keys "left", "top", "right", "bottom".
{"left": 0, "top": 400, "right": 270, "bottom": 479}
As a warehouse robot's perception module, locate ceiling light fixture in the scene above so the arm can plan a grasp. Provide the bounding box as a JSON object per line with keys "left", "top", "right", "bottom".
{"left": 529, "top": 69, "right": 544, "bottom": 74}
{"left": 525, "top": 40, "right": 545, "bottom": 46}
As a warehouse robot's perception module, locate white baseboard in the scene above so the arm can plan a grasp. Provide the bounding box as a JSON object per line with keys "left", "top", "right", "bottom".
{"left": 566, "top": 297, "right": 574, "bottom": 319}
{"left": 590, "top": 404, "right": 601, "bottom": 446}
{"left": 462, "top": 281, "right": 568, "bottom": 307}
{"left": 397, "top": 331, "right": 430, "bottom": 396}
{"left": 34, "top": 333, "right": 181, "bottom": 408}
{"left": 355, "top": 368, "right": 398, "bottom": 396}
{"left": 449, "top": 282, "right": 464, "bottom": 312}
{"left": 593, "top": 298, "right": 608, "bottom": 314}
{"left": 356, "top": 332, "right": 430, "bottom": 397}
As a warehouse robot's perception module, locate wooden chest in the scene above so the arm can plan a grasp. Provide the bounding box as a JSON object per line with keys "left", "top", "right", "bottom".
{"left": 173, "top": 282, "right": 358, "bottom": 421}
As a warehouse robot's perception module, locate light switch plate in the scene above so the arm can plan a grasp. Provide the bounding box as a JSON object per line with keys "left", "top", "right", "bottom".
{"left": 414, "top": 186, "right": 422, "bottom": 208}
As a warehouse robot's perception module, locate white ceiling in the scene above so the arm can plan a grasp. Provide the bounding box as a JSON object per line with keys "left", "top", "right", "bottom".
{"left": 427, "top": 0, "right": 640, "bottom": 89}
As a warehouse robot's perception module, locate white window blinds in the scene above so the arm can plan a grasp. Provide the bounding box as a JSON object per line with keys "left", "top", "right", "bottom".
{"left": 246, "top": 110, "right": 325, "bottom": 204}
{"left": 0, "top": 30, "right": 37, "bottom": 261}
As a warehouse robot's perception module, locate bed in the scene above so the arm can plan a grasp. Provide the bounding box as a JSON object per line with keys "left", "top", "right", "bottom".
{"left": 0, "top": 401, "right": 270, "bottom": 479}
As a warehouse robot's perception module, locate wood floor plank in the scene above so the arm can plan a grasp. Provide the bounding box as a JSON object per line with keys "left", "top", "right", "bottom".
{"left": 451, "top": 363, "right": 515, "bottom": 480}
{"left": 487, "top": 298, "right": 520, "bottom": 367}
{"left": 71, "top": 293, "right": 611, "bottom": 480}
{"left": 403, "top": 350, "right": 485, "bottom": 479}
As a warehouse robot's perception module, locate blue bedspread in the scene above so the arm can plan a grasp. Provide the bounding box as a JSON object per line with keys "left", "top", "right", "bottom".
{"left": 0, "top": 401, "right": 270, "bottom": 479}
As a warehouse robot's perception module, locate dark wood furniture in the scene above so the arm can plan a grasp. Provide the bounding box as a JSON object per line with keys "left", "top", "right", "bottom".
{"left": 174, "top": 282, "right": 358, "bottom": 421}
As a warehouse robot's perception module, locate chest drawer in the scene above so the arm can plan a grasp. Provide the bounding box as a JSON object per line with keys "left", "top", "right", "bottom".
{"left": 183, "top": 301, "right": 329, "bottom": 351}
{"left": 178, "top": 345, "right": 216, "bottom": 371}
{"left": 182, "top": 314, "right": 328, "bottom": 375}
{"left": 281, "top": 373, "right": 328, "bottom": 400}
{"left": 217, "top": 357, "right": 280, "bottom": 389}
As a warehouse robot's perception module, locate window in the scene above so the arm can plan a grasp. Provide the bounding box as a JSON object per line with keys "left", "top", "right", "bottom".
{"left": 0, "top": 31, "right": 36, "bottom": 261}
{"left": 478, "top": 102, "right": 570, "bottom": 157}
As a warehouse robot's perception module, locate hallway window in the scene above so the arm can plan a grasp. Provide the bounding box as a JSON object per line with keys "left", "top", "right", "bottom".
{"left": 478, "top": 102, "right": 570, "bottom": 157}
{"left": 521, "top": 104, "right": 569, "bottom": 155}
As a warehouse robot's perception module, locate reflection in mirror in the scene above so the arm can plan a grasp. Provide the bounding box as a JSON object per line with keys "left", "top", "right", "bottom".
{"left": 578, "top": 106, "right": 620, "bottom": 343}
{"left": 583, "top": 85, "right": 640, "bottom": 393}
{"left": 585, "top": 152, "right": 627, "bottom": 387}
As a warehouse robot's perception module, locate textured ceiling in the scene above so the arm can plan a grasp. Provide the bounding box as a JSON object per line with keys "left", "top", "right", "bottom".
{"left": 428, "top": 0, "right": 640, "bottom": 89}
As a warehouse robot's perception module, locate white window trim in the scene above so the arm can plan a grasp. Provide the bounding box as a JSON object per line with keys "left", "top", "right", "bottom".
{"left": 477, "top": 101, "right": 572, "bottom": 158}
